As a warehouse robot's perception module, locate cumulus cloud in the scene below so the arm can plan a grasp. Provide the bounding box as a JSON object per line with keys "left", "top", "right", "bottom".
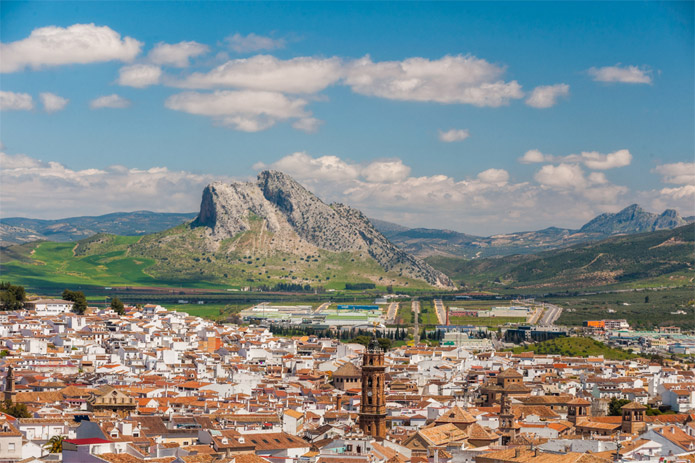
{"left": 653, "top": 162, "right": 695, "bottom": 185}
{"left": 0, "top": 150, "right": 231, "bottom": 218}
{"left": 660, "top": 185, "right": 695, "bottom": 200}
{"left": 363, "top": 160, "right": 412, "bottom": 183}
{"left": 519, "top": 149, "right": 632, "bottom": 170}
{"left": 0, "top": 91, "right": 34, "bottom": 110}
{"left": 438, "top": 129, "right": 470, "bottom": 143}
{"left": 588, "top": 65, "right": 653, "bottom": 84}
{"left": 225, "top": 33, "right": 286, "bottom": 53}
{"left": 39, "top": 92, "right": 69, "bottom": 112}
{"left": 253, "top": 152, "right": 361, "bottom": 182}
{"left": 535, "top": 163, "right": 588, "bottom": 190}
{"left": 148, "top": 41, "right": 209, "bottom": 67}
{"left": 177, "top": 55, "right": 342, "bottom": 94}
{"left": 525, "top": 84, "right": 569, "bottom": 108}
{"left": 519, "top": 149, "right": 553, "bottom": 164}
{"left": 90, "top": 94, "right": 131, "bottom": 109}
{"left": 576, "top": 149, "right": 632, "bottom": 170}
{"left": 0, "top": 23, "right": 142, "bottom": 73}
{"left": 117, "top": 64, "right": 162, "bottom": 88}
{"left": 344, "top": 55, "right": 524, "bottom": 107}
{"left": 165, "top": 90, "right": 312, "bottom": 132}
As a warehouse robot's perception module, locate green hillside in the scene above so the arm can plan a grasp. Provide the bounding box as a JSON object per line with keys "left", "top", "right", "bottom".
{"left": 0, "top": 226, "right": 430, "bottom": 292}
{"left": 427, "top": 224, "right": 695, "bottom": 292}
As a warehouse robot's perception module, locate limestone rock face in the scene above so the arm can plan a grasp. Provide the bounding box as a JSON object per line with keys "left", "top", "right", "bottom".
{"left": 194, "top": 170, "right": 455, "bottom": 289}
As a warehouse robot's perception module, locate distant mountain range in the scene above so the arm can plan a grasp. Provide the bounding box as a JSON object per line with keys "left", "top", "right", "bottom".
{"left": 426, "top": 223, "right": 694, "bottom": 291}
{"left": 372, "top": 204, "right": 693, "bottom": 258}
{"left": 0, "top": 211, "right": 197, "bottom": 244}
{"left": 2, "top": 201, "right": 692, "bottom": 261}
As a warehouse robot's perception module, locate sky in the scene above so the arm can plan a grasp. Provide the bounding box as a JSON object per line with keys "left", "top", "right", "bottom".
{"left": 1, "top": 1, "right": 693, "bottom": 235}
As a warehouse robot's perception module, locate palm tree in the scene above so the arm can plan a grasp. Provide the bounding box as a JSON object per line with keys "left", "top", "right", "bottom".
{"left": 44, "top": 435, "right": 66, "bottom": 454}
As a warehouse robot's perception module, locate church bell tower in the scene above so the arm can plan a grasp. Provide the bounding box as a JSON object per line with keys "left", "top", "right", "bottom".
{"left": 4, "top": 366, "right": 16, "bottom": 404}
{"left": 359, "top": 337, "right": 386, "bottom": 440}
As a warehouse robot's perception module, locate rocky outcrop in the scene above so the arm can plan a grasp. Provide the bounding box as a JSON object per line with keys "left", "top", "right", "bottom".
{"left": 193, "top": 170, "right": 455, "bottom": 289}
{"left": 580, "top": 204, "right": 689, "bottom": 235}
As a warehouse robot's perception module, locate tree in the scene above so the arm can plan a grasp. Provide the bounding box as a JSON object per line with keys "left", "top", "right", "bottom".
{"left": 44, "top": 435, "right": 66, "bottom": 453}
{"left": 62, "top": 289, "right": 87, "bottom": 315}
{"left": 0, "top": 282, "right": 26, "bottom": 310}
{"left": 110, "top": 297, "right": 125, "bottom": 316}
{"left": 1, "top": 400, "right": 31, "bottom": 418}
{"left": 609, "top": 398, "right": 631, "bottom": 416}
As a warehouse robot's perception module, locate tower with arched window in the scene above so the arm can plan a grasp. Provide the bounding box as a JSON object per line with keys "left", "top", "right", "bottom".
{"left": 359, "top": 337, "right": 386, "bottom": 439}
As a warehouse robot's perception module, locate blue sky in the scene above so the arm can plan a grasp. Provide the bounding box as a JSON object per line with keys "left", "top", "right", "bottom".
{"left": 1, "top": 1, "right": 693, "bottom": 234}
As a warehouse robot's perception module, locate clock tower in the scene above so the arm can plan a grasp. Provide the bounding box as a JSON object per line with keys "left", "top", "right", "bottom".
{"left": 359, "top": 337, "right": 386, "bottom": 440}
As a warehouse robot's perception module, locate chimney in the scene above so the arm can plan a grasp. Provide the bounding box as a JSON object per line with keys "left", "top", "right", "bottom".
{"left": 515, "top": 448, "right": 521, "bottom": 458}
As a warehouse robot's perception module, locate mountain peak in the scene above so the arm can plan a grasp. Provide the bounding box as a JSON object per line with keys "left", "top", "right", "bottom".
{"left": 193, "top": 171, "right": 455, "bottom": 289}
{"left": 580, "top": 204, "right": 686, "bottom": 235}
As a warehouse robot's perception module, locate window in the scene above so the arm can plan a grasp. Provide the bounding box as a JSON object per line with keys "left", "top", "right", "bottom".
{"left": 9, "top": 443, "right": 15, "bottom": 451}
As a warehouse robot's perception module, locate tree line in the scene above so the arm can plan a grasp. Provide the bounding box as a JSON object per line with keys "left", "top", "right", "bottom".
{"left": 1, "top": 282, "right": 124, "bottom": 316}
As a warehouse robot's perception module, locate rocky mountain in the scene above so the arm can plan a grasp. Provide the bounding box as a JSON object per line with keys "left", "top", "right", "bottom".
{"left": 579, "top": 204, "right": 688, "bottom": 235}
{"left": 0, "top": 211, "right": 197, "bottom": 244}
{"left": 186, "top": 171, "right": 454, "bottom": 288}
{"left": 374, "top": 204, "right": 693, "bottom": 259}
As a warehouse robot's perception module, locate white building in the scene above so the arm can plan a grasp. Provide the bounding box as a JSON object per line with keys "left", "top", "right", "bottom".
{"left": 25, "top": 299, "right": 74, "bottom": 315}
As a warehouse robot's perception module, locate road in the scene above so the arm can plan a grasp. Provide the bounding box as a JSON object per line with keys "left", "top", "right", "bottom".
{"left": 412, "top": 300, "right": 420, "bottom": 344}
{"left": 433, "top": 299, "right": 446, "bottom": 325}
{"left": 539, "top": 303, "right": 563, "bottom": 325}
{"left": 528, "top": 306, "right": 543, "bottom": 324}
{"left": 314, "top": 302, "right": 331, "bottom": 313}
{"left": 385, "top": 302, "right": 399, "bottom": 323}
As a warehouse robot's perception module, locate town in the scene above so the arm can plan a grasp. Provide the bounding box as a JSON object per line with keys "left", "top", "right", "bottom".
{"left": 1, "top": 296, "right": 695, "bottom": 463}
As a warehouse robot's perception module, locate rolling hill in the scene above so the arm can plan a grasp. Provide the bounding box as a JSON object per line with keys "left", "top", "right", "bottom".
{"left": 426, "top": 223, "right": 695, "bottom": 292}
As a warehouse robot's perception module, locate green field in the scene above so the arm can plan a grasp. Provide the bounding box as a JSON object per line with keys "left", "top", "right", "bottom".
{"left": 551, "top": 286, "right": 695, "bottom": 330}
{"left": 163, "top": 303, "right": 248, "bottom": 320}
{"left": 418, "top": 300, "right": 440, "bottom": 325}
{"left": 395, "top": 302, "right": 415, "bottom": 324}
{"left": 510, "top": 337, "right": 637, "bottom": 360}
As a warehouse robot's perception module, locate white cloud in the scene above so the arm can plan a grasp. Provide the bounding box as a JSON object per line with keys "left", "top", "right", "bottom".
{"left": 535, "top": 163, "right": 588, "bottom": 190}
{"left": 344, "top": 54, "right": 524, "bottom": 107}
{"left": 477, "top": 168, "right": 509, "bottom": 185}
{"left": 653, "top": 162, "right": 695, "bottom": 185}
{"left": 660, "top": 185, "right": 695, "bottom": 200}
{"left": 438, "top": 129, "right": 470, "bottom": 143}
{"left": 90, "top": 94, "right": 131, "bottom": 109}
{"left": 525, "top": 83, "right": 569, "bottom": 108}
{"left": 178, "top": 55, "right": 343, "bottom": 94}
{"left": 363, "top": 160, "right": 412, "bottom": 183}
{"left": 519, "top": 149, "right": 553, "bottom": 163}
{"left": 0, "top": 91, "right": 34, "bottom": 110}
{"left": 1, "top": 150, "right": 229, "bottom": 218}
{"left": 225, "top": 33, "right": 285, "bottom": 53}
{"left": 165, "top": 90, "right": 311, "bottom": 132}
{"left": 117, "top": 64, "right": 162, "bottom": 88}
{"left": 0, "top": 23, "right": 142, "bottom": 73}
{"left": 519, "top": 149, "right": 632, "bottom": 170}
{"left": 588, "top": 65, "right": 653, "bottom": 84}
{"left": 39, "top": 92, "right": 69, "bottom": 112}
{"left": 575, "top": 149, "right": 633, "bottom": 170}
{"left": 148, "top": 41, "right": 209, "bottom": 67}
{"left": 254, "top": 152, "right": 361, "bottom": 182}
